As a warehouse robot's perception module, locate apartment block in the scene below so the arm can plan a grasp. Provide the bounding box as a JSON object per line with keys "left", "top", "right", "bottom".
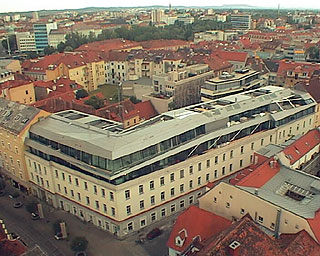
{"left": 230, "top": 14, "right": 252, "bottom": 30}
{"left": 0, "top": 98, "right": 49, "bottom": 192}
{"left": 0, "top": 80, "right": 35, "bottom": 104}
{"left": 24, "top": 85, "right": 316, "bottom": 237}
{"left": 201, "top": 69, "right": 266, "bottom": 101}
{"left": 16, "top": 31, "right": 37, "bottom": 53}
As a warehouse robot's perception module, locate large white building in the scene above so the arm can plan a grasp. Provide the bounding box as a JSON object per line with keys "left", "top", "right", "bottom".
{"left": 25, "top": 86, "right": 316, "bottom": 237}
{"left": 16, "top": 31, "right": 37, "bottom": 52}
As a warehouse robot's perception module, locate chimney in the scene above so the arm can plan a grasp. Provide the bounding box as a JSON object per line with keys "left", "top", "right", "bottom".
{"left": 228, "top": 241, "right": 241, "bottom": 256}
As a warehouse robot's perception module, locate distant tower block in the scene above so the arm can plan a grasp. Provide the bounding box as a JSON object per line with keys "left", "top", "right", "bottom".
{"left": 277, "top": 4, "right": 280, "bottom": 17}
{"left": 33, "top": 11, "right": 39, "bottom": 21}
{"left": 169, "top": 3, "right": 172, "bottom": 9}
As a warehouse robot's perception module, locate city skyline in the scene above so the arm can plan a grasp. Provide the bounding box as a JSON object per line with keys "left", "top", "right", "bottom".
{"left": 1, "top": 0, "right": 319, "bottom": 13}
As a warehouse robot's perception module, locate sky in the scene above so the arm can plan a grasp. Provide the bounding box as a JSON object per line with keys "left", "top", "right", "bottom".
{"left": 0, "top": 0, "right": 319, "bottom": 13}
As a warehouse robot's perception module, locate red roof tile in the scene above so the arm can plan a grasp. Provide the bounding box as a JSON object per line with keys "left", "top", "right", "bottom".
{"left": 135, "top": 100, "right": 158, "bottom": 120}
{"left": 167, "top": 206, "right": 232, "bottom": 253}
{"left": 282, "top": 129, "right": 320, "bottom": 165}
{"left": 211, "top": 50, "right": 248, "bottom": 63}
{"left": 235, "top": 158, "right": 280, "bottom": 188}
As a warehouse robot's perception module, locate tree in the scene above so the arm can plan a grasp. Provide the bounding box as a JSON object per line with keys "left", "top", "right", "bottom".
{"left": 57, "top": 42, "right": 66, "bottom": 53}
{"left": 25, "top": 51, "right": 39, "bottom": 59}
{"left": 64, "top": 46, "right": 74, "bottom": 52}
{"left": 76, "top": 89, "right": 89, "bottom": 99}
{"left": 25, "top": 201, "right": 38, "bottom": 213}
{"left": 306, "top": 46, "right": 320, "bottom": 60}
{"left": 1, "top": 35, "right": 17, "bottom": 53}
{"left": 84, "top": 96, "right": 105, "bottom": 109}
{"left": 44, "top": 46, "right": 56, "bottom": 55}
{"left": 129, "top": 96, "right": 141, "bottom": 104}
{"left": 70, "top": 237, "right": 88, "bottom": 252}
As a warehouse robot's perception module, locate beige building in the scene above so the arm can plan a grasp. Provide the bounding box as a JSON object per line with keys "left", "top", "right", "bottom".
{"left": 0, "top": 80, "right": 36, "bottom": 104}
{"left": 0, "top": 59, "right": 22, "bottom": 74}
{"left": 0, "top": 69, "right": 14, "bottom": 84}
{"left": 16, "top": 31, "right": 37, "bottom": 52}
{"left": 199, "top": 160, "right": 320, "bottom": 243}
{"left": 24, "top": 86, "right": 316, "bottom": 237}
{"left": 0, "top": 98, "right": 49, "bottom": 192}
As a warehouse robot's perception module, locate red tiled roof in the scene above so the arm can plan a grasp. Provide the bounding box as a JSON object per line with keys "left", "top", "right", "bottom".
{"left": 140, "top": 39, "right": 191, "bottom": 50}
{"left": 0, "top": 240, "right": 27, "bottom": 256}
{"left": 203, "top": 56, "right": 233, "bottom": 71}
{"left": 307, "top": 210, "right": 320, "bottom": 244}
{"left": 167, "top": 205, "right": 232, "bottom": 253}
{"left": 277, "top": 60, "right": 320, "bottom": 76}
{"left": 76, "top": 39, "right": 140, "bottom": 52}
{"left": 296, "top": 75, "right": 320, "bottom": 103}
{"left": 135, "top": 100, "right": 158, "bottom": 120}
{"left": 211, "top": 50, "right": 248, "bottom": 63}
{"left": 282, "top": 129, "right": 320, "bottom": 165}
{"left": 235, "top": 158, "right": 280, "bottom": 188}
{"left": 0, "top": 79, "right": 32, "bottom": 90}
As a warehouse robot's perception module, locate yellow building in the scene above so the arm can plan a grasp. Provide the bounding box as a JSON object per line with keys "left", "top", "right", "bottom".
{"left": 199, "top": 159, "right": 320, "bottom": 243}
{"left": 0, "top": 59, "right": 22, "bottom": 73}
{"left": 0, "top": 98, "right": 49, "bottom": 192}
{"left": 0, "top": 80, "right": 36, "bottom": 104}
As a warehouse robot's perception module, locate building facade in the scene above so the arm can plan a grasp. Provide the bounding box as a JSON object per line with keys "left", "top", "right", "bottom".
{"left": 25, "top": 86, "right": 316, "bottom": 237}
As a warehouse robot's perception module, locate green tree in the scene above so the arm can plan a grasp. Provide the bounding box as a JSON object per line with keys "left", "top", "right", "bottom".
{"left": 306, "top": 46, "right": 320, "bottom": 60}
{"left": 129, "top": 96, "right": 141, "bottom": 104}
{"left": 70, "top": 237, "right": 88, "bottom": 252}
{"left": 64, "top": 46, "right": 74, "bottom": 52}
{"left": 76, "top": 89, "right": 89, "bottom": 99}
{"left": 84, "top": 96, "right": 104, "bottom": 109}
{"left": 25, "top": 201, "right": 38, "bottom": 213}
{"left": 57, "top": 42, "right": 66, "bottom": 53}
{"left": 1, "top": 35, "right": 17, "bottom": 53}
{"left": 44, "top": 46, "right": 56, "bottom": 55}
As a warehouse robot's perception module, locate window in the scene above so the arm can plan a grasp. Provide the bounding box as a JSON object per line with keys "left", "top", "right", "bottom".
{"left": 229, "top": 164, "right": 233, "bottom": 172}
{"left": 140, "top": 219, "right": 146, "bottom": 227}
{"left": 258, "top": 216, "right": 264, "bottom": 223}
{"left": 215, "top": 156, "right": 218, "bottom": 164}
{"left": 170, "top": 173, "right": 175, "bottom": 182}
{"left": 180, "top": 184, "right": 184, "bottom": 193}
{"left": 230, "top": 150, "right": 233, "bottom": 159}
{"left": 240, "top": 146, "right": 244, "bottom": 154}
{"left": 240, "top": 159, "right": 243, "bottom": 168}
{"left": 70, "top": 189, "right": 74, "bottom": 197}
{"left": 170, "top": 188, "right": 175, "bottom": 197}
{"left": 214, "top": 197, "right": 217, "bottom": 203}
{"left": 160, "top": 191, "right": 165, "bottom": 201}
{"left": 240, "top": 208, "right": 245, "bottom": 215}
{"left": 222, "top": 167, "right": 225, "bottom": 175}
{"left": 151, "top": 212, "right": 156, "bottom": 222}
{"left": 139, "top": 185, "right": 144, "bottom": 195}
{"left": 86, "top": 196, "right": 90, "bottom": 205}
{"left": 101, "top": 188, "right": 105, "bottom": 197}
{"left": 197, "top": 177, "right": 201, "bottom": 185}
{"left": 198, "top": 162, "right": 202, "bottom": 171}
{"left": 270, "top": 223, "right": 275, "bottom": 230}
{"left": 180, "top": 200, "right": 185, "bottom": 209}
{"left": 251, "top": 142, "right": 254, "bottom": 150}
{"left": 140, "top": 200, "right": 144, "bottom": 210}
{"left": 75, "top": 178, "right": 79, "bottom": 186}
{"left": 269, "top": 135, "right": 273, "bottom": 142}
{"left": 197, "top": 192, "right": 202, "bottom": 198}
{"left": 64, "top": 187, "right": 67, "bottom": 195}
{"left": 295, "top": 224, "right": 299, "bottom": 229}
{"left": 161, "top": 208, "right": 166, "bottom": 217}
{"left": 261, "top": 138, "right": 264, "bottom": 146}
{"left": 189, "top": 166, "right": 193, "bottom": 174}
{"left": 226, "top": 202, "right": 230, "bottom": 208}
{"left": 150, "top": 195, "right": 155, "bottom": 205}
{"left": 110, "top": 192, "right": 114, "bottom": 201}
{"left": 189, "top": 196, "right": 194, "bottom": 204}
{"left": 206, "top": 159, "right": 210, "bottom": 168}
{"left": 111, "top": 207, "right": 116, "bottom": 216}
{"left": 170, "top": 204, "right": 176, "bottom": 213}
{"left": 77, "top": 192, "right": 81, "bottom": 201}
{"left": 84, "top": 181, "right": 88, "bottom": 190}
{"left": 150, "top": 180, "right": 154, "bottom": 190}
{"left": 180, "top": 170, "right": 184, "bottom": 179}
{"left": 189, "top": 180, "right": 193, "bottom": 189}
{"left": 62, "top": 173, "right": 65, "bottom": 180}
{"left": 95, "top": 200, "right": 99, "bottom": 210}
{"left": 126, "top": 205, "right": 131, "bottom": 215}
{"left": 222, "top": 153, "right": 226, "bottom": 161}
{"left": 103, "top": 204, "right": 107, "bottom": 213}
{"left": 125, "top": 190, "right": 130, "bottom": 200}
{"left": 93, "top": 185, "right": 97, "bottom": 194}
{"left": 160, "top": 176, "right": 165, "bottom": 186}
{"left": 127, "top": 222, "right": 133, "bottom": 231}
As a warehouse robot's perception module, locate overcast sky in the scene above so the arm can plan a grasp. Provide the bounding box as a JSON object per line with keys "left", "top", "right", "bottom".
{"left": 1, "top": 0, "right": 318, "bottom": 13}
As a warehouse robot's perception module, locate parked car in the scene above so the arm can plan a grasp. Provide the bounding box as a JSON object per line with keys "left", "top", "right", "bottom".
{"left": 31, "top": 212, "right": 40, "bottom": 220}
{"left": 54, "top": 233, "right": 64, "bottom": 240}
{"left": 13, "top": 202, "right": 23, "bottom": 208}
{"left": 146, "top": 228, "right": 162, "bottom": 240}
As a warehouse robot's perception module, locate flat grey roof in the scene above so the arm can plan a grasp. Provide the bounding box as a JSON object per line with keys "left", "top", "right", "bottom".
{"left": 29, "top": 86, "right": 316, "bottom": 160}
{"left": 239, "top": 166, "right": 320, "bottom": 219}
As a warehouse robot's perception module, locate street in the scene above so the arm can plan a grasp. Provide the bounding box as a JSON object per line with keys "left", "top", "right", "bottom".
{"left": 0, "top": 186, "right": 172, "bottom": 256}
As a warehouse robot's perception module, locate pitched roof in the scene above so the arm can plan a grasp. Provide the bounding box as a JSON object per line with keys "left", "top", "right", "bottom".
{"left": 140, "top": 39, "right": 190, "bottom": 50}
{"left": 235, "top": 158, "right": 280, "bottom": 188}
{"left": 295, "top": 75, "right": 320, "bottom": 103}
{"left": 167, "top": 205, "right": 232, "bottom": 252}
{"left": 212, "top": 50, "right": 249, "bottom": 63}
{"left": 135, "top": 100, "right": 158, "bottom": 120}
{"left": 0, "top": 79, "right": 32, "bottom": 90}
{"left": 282, "top": 129, "right": 320, "bottom": 165}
